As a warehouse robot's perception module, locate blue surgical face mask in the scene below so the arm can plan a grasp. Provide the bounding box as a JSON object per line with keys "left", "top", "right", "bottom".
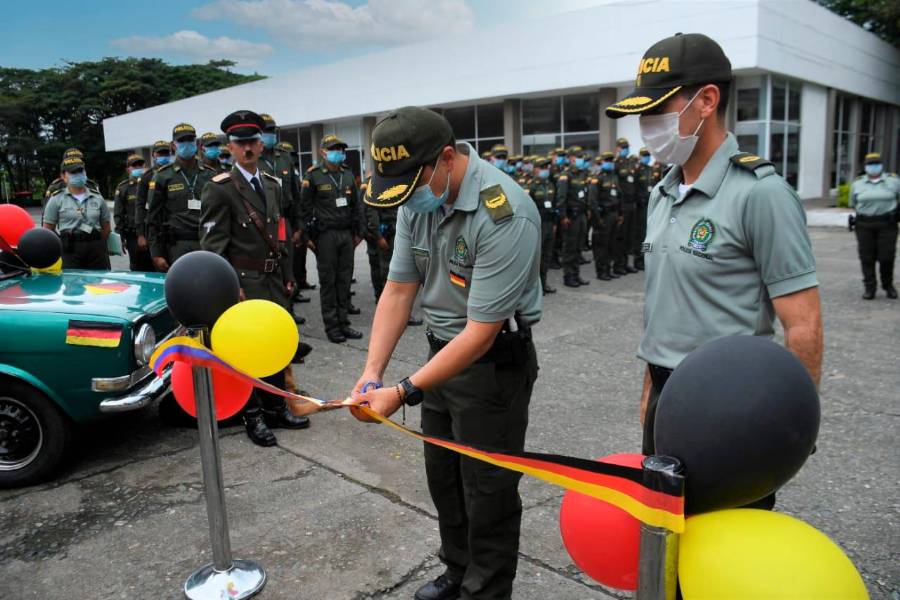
{"left": 515, "top": 161, "right": 523, "bottom": 169}
{"left": 619, "top": 147, "right": 630, "bottom": 158}
{"left": 601, "top": 161, "right": 615, "bottom": 172}
{"left": 504, "top": 164, "right": 516, "bottom": 174}
{"left": 865, "top": 163, "right": 883, "bottom": 177}
{"left": 262, "top": 133, "right": 277, "bottom": 149}
{"left": 130, "top": 168, "right": 145, "bottom": 178}
{"left": 555, "top": 156, "right": 566, "bottom": 166}
{"left": 640, "top": 154, "right": 651, "bottom": 165}
{"left": 175, "top": 141, "right": 197, "bottom": 159}
{"left": 203, "top": 146, "right": 221, "bottom": 160}
{"left": 493, "top": 158, "right": 507, "bottom": 170}
{"left": 407, "top": 156, "right": 450, "bottom": 214}
{"left": 538, "top": 169, "right": 550, "bottom": 180}
{"left": 326, "top": 150, "right": 346, "bottom": 165}
{"left": 155, "top": 155, "right": 172, "bottom": 167}
{"left": 68, "top": 172, "right": 87, "bottom": 188}
{"left": 575, "top": 158, "right": 587, "bottom": 169}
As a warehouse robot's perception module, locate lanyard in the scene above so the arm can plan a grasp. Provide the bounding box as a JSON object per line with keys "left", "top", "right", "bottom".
{"left": 328, "top": 170, "right": 343, "bottom": 192}
{"left": 180, "top": 170, "right": 199, "bottom": 198}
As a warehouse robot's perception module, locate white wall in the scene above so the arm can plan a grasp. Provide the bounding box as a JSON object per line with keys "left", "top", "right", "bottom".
{"left": 797, "top": 83, "right": 829, "bottom": 199}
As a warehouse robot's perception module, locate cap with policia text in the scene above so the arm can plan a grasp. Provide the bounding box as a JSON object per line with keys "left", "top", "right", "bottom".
{"left": 321, "top": 134, "right": 348, "bottom": 149}
{"left": 61, "top": 156, "right": 85, "bottom": 172}
{"left": 172, "top": 123, "right": 197, "bottom": 141}
{"left": 606, "top": 33, "right": 731, "bottom": 118}
{"left": 152, "top": 140, "right": 170, "bottom": 152}
{"left": 364, "top": 106, "right": 454, "bottom": 208}
{"left": 220, "top": 110, "right": 266, "bottom": 140}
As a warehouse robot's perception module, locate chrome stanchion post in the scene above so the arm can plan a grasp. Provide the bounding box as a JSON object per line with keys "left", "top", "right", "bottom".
{"left": 637, "top": 455, "right": 684, "bottom": 600}
{"left": 183, "top": 327, "right": 266, "bottom": 600}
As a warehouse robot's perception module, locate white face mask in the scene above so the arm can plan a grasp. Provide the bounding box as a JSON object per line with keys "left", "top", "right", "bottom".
{"left": 639, "top": 89, "right": 705, "bottom": 166}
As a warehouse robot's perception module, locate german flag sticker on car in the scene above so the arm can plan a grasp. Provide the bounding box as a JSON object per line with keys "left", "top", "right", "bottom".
{"left": 65, "top": 320, "right": 123, "bottom": 348}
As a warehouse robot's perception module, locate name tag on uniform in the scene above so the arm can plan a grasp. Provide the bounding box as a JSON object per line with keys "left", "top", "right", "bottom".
{"left": 577, "top": 190, "right": 585, "bottom": 199}
{"left": 544, "top": 200, "right": 553, "bottom": 209}
{"left": 627, "top": 176, "right": 634, "bottom": 183}
{"left": 647, "top": 185, "right": 653, "bottom": 192}
{"left": 611, "top": 189, "right": 618, "bottom": 197}
{"left": 336, "top": 197, "right": 348, "bottom": 208}
{"left": 188, "top": 198, "right": 201, "bottom": 211}
{"left": 642, "top": 242, "right": 653, "bottom": 253}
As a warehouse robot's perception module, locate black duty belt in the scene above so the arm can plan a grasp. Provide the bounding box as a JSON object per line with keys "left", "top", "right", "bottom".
{"left": 230, "top": 255, "right": 280, "bottom": 273}
{"left": 170, "top": 229, "right": 200, "bottom": 241}
{"left": 427, "top": 326, "right": 533, "bottom": 367}
{"left": 648, "top": 363, "right": 673, "bottom": 391}
{"left": 855, "top": 212, "right": 896, "bottom": 223}
{"left": 61, "top": 230, "right": 101, "bottom": 242}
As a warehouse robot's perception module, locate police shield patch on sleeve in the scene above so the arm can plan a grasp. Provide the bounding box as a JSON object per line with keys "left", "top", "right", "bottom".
{"left": 481, "top": 185, "right": 513, "bottom": 223}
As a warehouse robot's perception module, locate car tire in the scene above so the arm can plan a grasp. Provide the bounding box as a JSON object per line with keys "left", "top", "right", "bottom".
{"left": 0, "top": 378, "right": 73, "bottom": 488}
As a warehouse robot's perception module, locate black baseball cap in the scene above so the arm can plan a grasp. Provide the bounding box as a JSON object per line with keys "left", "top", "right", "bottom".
{"left": 61, "top": 156, "right": 85, "bottom": 173}
{"left": 364, "top": 106, "right": 454, "bottom": 208}
{"left": 221, "top": 110, "right": 266, "bottom": 140}
{"left": 152, "top": 140, "right": 170, "bottom": 153}
{"left": 200, "top": 132, "right": 221, "bottom": 145}
{"left": 864, "top": 152, "right": 882, "bottom": 165}
{"left": 321, "top": 134, "right": 347, "bottom": 150}
{"left": 172, "top": 123, "right": 197, "bottom": 141}
{"left": 260, "top": 113, "right": 277, "bottom": 131}
{"left": 606, "top": 33, "right": 731, "bottom": 118}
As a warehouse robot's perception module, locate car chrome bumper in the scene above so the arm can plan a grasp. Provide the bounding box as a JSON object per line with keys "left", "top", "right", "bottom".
{"left": 98, "top": 369, "right": 170, "bottom": 413}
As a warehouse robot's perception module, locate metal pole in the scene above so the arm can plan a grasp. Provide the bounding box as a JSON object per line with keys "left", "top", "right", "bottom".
{"left": 637, "top": 455, "right": 684, "bottom": 600}
{"left": 184, "top": 327, "right": 266, "bottom": 600}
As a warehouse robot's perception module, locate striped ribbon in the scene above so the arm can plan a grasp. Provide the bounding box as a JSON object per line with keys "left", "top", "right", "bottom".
{"left": 151, "top": 337, "right": 685, "bottom": 532}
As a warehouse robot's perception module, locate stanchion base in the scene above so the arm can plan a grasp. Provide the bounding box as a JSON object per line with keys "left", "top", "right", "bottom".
{"left": 184, "top": 559, "right": 266, "bottom": 600}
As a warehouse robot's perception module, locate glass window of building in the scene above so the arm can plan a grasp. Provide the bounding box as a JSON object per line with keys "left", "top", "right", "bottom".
{"left": 830, "top": 93, "right": 855, "bottom": 188}
{"left": 432, "top": 104, "right": 503, "bottom": 154}
{"left": 522, "top": 94, "right": 600, "bottom": 156}
{"left": 522, "top": 97, "right": 561, "bottom": 136}
{"left": 477, "top": 103, "right": 504, "bottom": 138}
{"left": 563, "top": 93, "right": 599, "bottom": 133}
{"left": 735, "top": 76, "right": 768, "bottom": 157}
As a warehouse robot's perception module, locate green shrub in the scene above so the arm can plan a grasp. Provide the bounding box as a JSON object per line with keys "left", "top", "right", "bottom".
{"left": 836, "top": 183, "right": 850, "bottom": 208}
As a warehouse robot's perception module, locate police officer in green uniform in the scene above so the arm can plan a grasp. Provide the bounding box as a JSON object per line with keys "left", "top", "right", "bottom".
{"left": 606, "top": 33, "right": 824, "bottom": 474}
{"left": 634, "top": 147, "right": 664, "bottom": 271}
{"left": 348, "top": 106, "right": 541, "bottom": 600}
{"left": 113, "top": 154, "right": 154, "bottom": 272}
{"left": 588, "top": 151, "right": 622, "bottom": 281}
{"left": 135, "top": 140, "right": 174, "bottom": 259}
{"left": 489, "top": 144, "right": 509, "bottom": 173}
{"left": 147, "top": 123, "right": 217, "bottom": 271}
{"left": 525, "top": 156, "right": 557, "bottom": 294}
{"left": 199, "top": 132, "right": 225, "bottom": 172}
{"left": 219, "top": 147, "right": 233, "bottom": 170}
{"left": 199, "top": 110, "right": 309, "bottom": 447}
{"left": 556, "top": 146, "right": 591, "bottom": 287}
{"left": 42, "top": 148, "right": 101, "bottom": 222}
{"left": 850, "top": 152, "right": 899, "bottom": 299}
{"left": 612, "top": 137, "right": 640, "bottom": 275}
{"left": 43, "top": 156, "right": 111, "bottom": 269}
{"left": 301, "top": 134, "right": 364, "bottom": 343}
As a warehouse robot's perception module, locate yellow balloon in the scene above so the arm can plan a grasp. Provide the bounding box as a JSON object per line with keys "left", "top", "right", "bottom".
{"left": 679, "top": 509, "right": 868, "bottom": 600}
{"left": 32, "top": 258, "right": 62, "bottom": 273}
{"left": 211, "top": 299, "right": 299, "bottom": 378}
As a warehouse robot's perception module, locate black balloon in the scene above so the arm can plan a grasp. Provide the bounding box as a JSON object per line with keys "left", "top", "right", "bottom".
{"left": 164, "top": 251, "right": 240, "bottom": 328}
{"left": 17, "top": 227, "right": 62, "bottom": 269}
{"left": 654, "top": 335, "right": 820, "bottom": 515}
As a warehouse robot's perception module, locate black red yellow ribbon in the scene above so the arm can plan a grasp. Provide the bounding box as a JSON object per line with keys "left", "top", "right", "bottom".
{"left": 151, "top": 337, "right": 685, "bottom": 532}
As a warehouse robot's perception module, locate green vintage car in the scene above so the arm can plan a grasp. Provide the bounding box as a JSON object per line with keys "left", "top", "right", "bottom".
{"left": 0, "top": 265, "right": 177, "bottom": 487}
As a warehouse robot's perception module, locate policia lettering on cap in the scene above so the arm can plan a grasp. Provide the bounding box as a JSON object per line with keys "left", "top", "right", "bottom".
{"left": 346, "top": 107, "right": 542, "bottom": 600}
{"left": 606, "top": 34, "right": 824, "bottom": 467}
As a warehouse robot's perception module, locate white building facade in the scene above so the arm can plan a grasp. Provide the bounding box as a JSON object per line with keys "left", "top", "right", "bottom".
{"left": 103, "top": 0, "right": 900, "bottom": 199}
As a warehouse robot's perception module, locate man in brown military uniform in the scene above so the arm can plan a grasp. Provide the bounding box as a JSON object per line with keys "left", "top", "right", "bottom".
{"left": 113, "top": 154, "right": 154, "bottom": 272}
{"left": 200, "top": 110, "right": 310, "bottom": 447}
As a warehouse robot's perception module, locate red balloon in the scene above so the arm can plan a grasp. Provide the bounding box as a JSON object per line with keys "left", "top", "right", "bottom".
{"left": 0, "top": 204, "right": 35, "bottom": 248}
{"left": 559, "top": 452, "right": 645, "bottom": 591}
{"left": 170, "top": 361, "right": 253, "bottom": 420}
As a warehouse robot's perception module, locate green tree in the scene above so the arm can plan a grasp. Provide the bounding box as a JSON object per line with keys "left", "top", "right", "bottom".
{"left": 0, "top": 58, "right": 264, "bottom": 200}
{"left": 817, "top": 0, "right": 900, "bottom": 47}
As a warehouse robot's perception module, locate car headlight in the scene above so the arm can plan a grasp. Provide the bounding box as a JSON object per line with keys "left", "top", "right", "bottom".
{"left": 134, "top": 324, "right": 156, "bottom": 366}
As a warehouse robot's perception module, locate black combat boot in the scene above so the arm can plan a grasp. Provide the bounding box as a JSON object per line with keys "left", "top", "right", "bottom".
{"left": 863, "top": 285, "right": 876, "bottom": 300}
{"left": 414, "top": 573, "right": 461, "bottom": 600}
{"left": 243, "top": 410, "right": 277, "bottom": 447}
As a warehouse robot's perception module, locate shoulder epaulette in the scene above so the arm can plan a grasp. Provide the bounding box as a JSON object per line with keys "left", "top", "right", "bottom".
{"left": 156, "top": 163, "right": 173, "bottom": 173}
{"left": 200, "top": 164, "right": 217, "bottom": 173}
{"left": 730, "top": 153, "right": 774, "bottom": 172}
{"left": 50, "top": 188, "right": 65, "bottom": 197}
{"left": 360, "top": 182, "right": 368, "bottom": 190}
{"left": 211, "top": 172, "right": 231, "bottom": 183}
{"left": 480, "top": 184, "right": 513, "bottom": 224}
{"left": 558, "top": 175, "right": 568, "bottom": 181}
{"left": 262, "top": 172, "right": 282, "bottom": 186}
{"left": 590, "top": 178, "right": 598, "bottom": 184}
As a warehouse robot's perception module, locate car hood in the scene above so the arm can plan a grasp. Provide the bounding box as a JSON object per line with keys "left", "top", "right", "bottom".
{"left": 0, "top": 270, "right": 168, "bottom": 323}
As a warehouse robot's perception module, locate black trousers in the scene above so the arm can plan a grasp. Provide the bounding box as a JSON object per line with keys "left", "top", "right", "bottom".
{"left": 367, "top": 234, "right": 394, "bottom": 300}
{"left": 315, "top": 228, "right": 353, "bottom": 333}
{"left": 591, "top": 216, "right": 616, "bottom": 276}
{"left": 61, "top": 237, "right": 110, "bottom": 270}
{"left": 539, "top": 220, "right": 554, "bottom": 288}
{"left": 855, "top": 218, "right": 897, "bottom": 289}
{"left": 422, "top": 343, "right": 538, "bottom": 600}
{"left": 242, "top": 369, "right": 287, "bottom": 414}
{"left": 123, "top": 232, "right": 154, "bottom": 272}
{"left": 561, "top": 213, "right": 587, "bottom": 278}
{"left": 293, "top": 243, "right": 310, "bottom": 285}
{"left": 613, "top": 204, "right": 635, "bottom": 269}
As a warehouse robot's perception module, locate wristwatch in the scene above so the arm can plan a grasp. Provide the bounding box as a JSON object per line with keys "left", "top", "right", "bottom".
{"left": 399, "top": 377, "right": 424, "bottom": 406}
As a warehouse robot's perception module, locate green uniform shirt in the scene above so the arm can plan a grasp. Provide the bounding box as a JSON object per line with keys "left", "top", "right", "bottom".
{"left": 849, "top": 175, "right": 900, "bottom": 216}
{"left": 388, "top": 143, "right": 542, "bottom": 340}
{"left": 637, "top": 162, "right": 664, "bottom": 204}
{"left": 43, "top": 189, "right": 110, "bottom": 233}
{"left": 300, "top": 164, "right": 360, "bottom": 233}
{"left": 113, "top": 178, "right": 141, "bottom": 232}
{"left": 261, "top": 149, "right": 302, "bottom": 229}
{"left": 146, "top": 161, "right": 216, "bottom": 257}
{"left": 615, "top": 155, "right": 640, "bottom": 204}
{"left": 524, "top": 177, "right": 557, "bottom": 222}
{"left": 638, "top": 133, "right": 818, "bottom": 369}
{"left": 588, "top": 171, "right": 622, "bottom": 218}
{"left": 556, "top": 168, "right": 591, "bottom": 213}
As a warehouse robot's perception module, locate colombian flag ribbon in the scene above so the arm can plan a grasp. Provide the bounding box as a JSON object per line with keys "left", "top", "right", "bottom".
{"left": 151, "top": 337, "right": 685, "bottom": 532}
{"left": 66, "top": 320, "right": 123, "bottom": 348}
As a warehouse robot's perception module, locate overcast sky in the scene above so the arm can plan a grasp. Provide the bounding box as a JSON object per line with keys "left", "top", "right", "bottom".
{"left": 2, "top": 0, "right": 616, "bottom": 74}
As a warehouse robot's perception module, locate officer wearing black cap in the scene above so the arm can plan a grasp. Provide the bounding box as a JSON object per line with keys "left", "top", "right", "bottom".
{"left": 850, "top": 152, "right": 899, "bottom": 299}
{"left": 114, "top": 154, "right": 154, "bottom": 272}
{"left": 347, "top": 106, "right": 541, "bottom": 600}
{"left": 136, "top": 140, "right": 174, "bottom": 253}
{"left": 556, "top": 145, "right": 592, "bottom": 287}
{"left": 606, "top": 33, "right": 823, "bottom": 471}
{"left": 301, "top": 134, "right": 363, "bottom": 343}
{"left": 525, "top": 156, "right": 557, "bottom": 294}
{"left": 147, "top": 123, "right": 217, "bottom": 271}
{"left": 199, "top": 109, "right": 309, "bottom": 446}
{"left": 199, "top": 132, "right": 225, "bottom": 172}
{"left": 43, "top": 156, "right": 111, "bottom": 269}
{"left": 588, "top": 151, "right": 622, "bottom": 281}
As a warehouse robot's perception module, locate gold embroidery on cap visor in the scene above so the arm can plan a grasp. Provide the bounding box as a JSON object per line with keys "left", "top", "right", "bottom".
{"left": 606, "top": 86, "right": 683, "bottom": 114}
{"left": 365, "top": 165, "right": 424, "bottom": 208}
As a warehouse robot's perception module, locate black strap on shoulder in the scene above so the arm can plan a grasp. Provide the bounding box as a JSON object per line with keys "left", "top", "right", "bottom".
{"left": 230, "top": 177, "right": 282, "bottom": 258}
{"left": 730, "top": 152, "right": 773, "bottom": 171}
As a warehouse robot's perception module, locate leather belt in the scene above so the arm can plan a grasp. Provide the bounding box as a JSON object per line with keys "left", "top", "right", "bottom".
{"left": 230, "top": 256, "right": 280, "bottom": 273}
{"left": 61, "top": 230, "right": 100, "bottom": 241}
{"left": 855, "top": 212, "right": 896, "bottom": 223}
